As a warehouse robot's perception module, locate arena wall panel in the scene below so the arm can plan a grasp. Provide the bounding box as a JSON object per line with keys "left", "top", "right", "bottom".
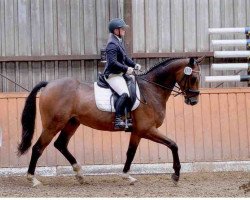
{"left": 0, "top": 88, "right": 249, "bottom": 168}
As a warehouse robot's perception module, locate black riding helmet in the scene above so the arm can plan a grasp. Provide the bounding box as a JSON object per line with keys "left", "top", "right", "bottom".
{"left": 108, "top": 18, "right": 129, "bottom": 33}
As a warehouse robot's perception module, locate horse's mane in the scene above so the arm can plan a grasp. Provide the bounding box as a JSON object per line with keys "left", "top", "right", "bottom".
{"left": 138, "top": 57, "right": 182, "bottom": 76}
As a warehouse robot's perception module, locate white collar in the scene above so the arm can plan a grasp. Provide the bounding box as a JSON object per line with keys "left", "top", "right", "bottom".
{"left": 114, "top": 34, "right": 122, "bottom": 43}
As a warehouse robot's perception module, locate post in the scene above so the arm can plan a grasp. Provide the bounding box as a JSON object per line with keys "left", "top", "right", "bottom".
{"left": 124, "top": 0, "right": 133, "bottom": 57}
{"left": 247, "top": 29, "right": 250, "bottom": 86}
{"left": 0, "top": 127, "right": 2, "bottom": 147}
{"left": 248, "top": 66, "right": 250, "bottom": 87}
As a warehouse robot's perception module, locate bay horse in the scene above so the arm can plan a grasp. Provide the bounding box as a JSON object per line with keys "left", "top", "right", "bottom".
{"left": 17, "top": 56, "right": 204, "bottom": 187}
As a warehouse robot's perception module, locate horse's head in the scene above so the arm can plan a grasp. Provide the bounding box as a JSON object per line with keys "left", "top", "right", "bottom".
{"left": 175, "top": 56, "right": 204, "bottom": 105}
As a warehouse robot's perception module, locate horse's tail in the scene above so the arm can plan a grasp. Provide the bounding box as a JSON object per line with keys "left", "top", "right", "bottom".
{"left": 17, "top": 81, "right": 48, "bottom": 156}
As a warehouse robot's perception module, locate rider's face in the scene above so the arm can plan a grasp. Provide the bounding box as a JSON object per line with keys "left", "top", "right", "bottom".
{"left": 114, "top": 28, "right": 126, "bottom": 37}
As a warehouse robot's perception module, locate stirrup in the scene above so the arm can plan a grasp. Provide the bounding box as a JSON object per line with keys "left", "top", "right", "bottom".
{"left": 114, "top": 117, "right": 126, "bottom": 130}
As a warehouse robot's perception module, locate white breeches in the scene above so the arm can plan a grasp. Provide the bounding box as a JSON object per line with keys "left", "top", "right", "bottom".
{"left": 105, "top": 73, "right": 130, "bottom": 97}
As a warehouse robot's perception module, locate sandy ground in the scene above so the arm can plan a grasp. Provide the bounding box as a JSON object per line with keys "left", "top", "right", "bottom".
{"left": 0, "top": 172, "right": 249, "bottom": 197}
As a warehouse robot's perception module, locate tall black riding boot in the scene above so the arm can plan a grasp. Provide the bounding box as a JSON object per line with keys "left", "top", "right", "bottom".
{"left": 114, "top": 93, "right": 128, "bottom": 130}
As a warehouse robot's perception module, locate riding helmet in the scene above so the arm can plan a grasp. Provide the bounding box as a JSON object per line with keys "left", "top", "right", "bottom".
{"left": 108, "top": 18, "right": 129, "bottom": 33}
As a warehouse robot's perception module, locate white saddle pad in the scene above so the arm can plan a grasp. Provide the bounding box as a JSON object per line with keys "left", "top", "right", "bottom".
{"left": 94, "top": 82, "right": 140, "bottom": 112}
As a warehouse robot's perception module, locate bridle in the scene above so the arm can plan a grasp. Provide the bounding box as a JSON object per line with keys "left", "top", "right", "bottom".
{"left": 134, "top": 60, "right": 201, "bottom": 103}
{"left": 176, "top": 62, "right": 201, "bottom": 98}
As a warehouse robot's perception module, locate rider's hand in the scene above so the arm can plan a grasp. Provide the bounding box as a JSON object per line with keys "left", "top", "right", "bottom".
{"left": 126, "top": 67, "right": 134, "bottom": 75}
{"left": 134, "top": 63, "right": 142, "bottom": 71}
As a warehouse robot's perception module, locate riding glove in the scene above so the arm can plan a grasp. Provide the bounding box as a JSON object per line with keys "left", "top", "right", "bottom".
{"left": 134, "top": 63, "right": 142, "bottom": 71}
{"left": 126, "top": 67, "right": 134, "bottom": 75}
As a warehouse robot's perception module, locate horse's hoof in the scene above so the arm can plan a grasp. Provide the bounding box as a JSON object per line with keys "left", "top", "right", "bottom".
{"left": 128, "top": 176, "right": 137, "bottom": 185}
{"left": 32, "top": 179, "right": 42, "bottom": 187}
{"left": 75, "top": 175, "right": 84, "bottom": 184}
{"left": 27, "top": 174, "right": 42, "bottom": 187}
{"left": 121, "top": 173, "right": 137, "bottom": 185}
{"left": 171, "top": 173, "right": 179, "bottom": 185}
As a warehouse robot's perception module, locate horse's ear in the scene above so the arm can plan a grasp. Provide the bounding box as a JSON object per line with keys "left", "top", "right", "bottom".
{"left": 196, "top": 56, "right": 205, "bottom": 64}
{"left": 189, "top": 57, "right": 195, "bottom": 67}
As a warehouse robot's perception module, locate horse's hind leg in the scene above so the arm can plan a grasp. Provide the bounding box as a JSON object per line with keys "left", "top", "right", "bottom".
{"left": 53, "top": 117, "right": 84, "bottom": 184}
{"left": 121, "top": 134, "right": 141, "bottom": 185}
{"left": 27, "top": 127, "right": 60, "bottom": 187}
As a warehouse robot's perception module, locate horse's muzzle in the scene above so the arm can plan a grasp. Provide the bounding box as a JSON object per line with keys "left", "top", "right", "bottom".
{"left": 185, "top": 97, "right": 198, "bottom": 105}
{"left": 184, "top": 89, "right": 200, "bottom": 105}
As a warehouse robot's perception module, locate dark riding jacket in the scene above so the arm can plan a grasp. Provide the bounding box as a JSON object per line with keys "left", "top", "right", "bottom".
{"left": 103, "top": 34, "right": 136, "bottom": 77}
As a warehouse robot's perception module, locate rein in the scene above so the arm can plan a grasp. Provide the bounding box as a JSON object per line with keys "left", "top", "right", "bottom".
{"left": 134, "top": 73, "right": 183, "bottom": 105}
{"left": 135, "top": 75, "right": 183, "bottom": 95}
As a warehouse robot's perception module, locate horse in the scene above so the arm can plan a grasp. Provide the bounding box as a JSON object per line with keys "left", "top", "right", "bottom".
{"left": 17, "top": 56, "right": 204, "bottom": 187}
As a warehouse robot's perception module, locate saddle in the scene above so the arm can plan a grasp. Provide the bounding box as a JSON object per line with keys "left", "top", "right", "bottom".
{"left": 94, "top": 73, "right": 140, "bottom": 131}
{"left": 95, "top": 73, "right": 140, "bottom": 112}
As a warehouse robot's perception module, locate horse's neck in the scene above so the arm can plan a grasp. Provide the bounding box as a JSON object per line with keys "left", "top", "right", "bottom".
{"left": 139, "top": 70, "right": 176, "bottom": 108}
{"left": 143, "top": 63, "right": 177, "bottom": 94}
{"left": 137, "top": 75, "right": 171, "bottom": 127}
{"left": 137, "top": 66, "right": 178, "bottom": 126}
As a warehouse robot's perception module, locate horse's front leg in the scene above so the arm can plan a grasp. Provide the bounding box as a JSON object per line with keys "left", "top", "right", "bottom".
{"left": 144, "top": 128, "right": 181, "bottom": 185}
{"left": 121, "top": 133, "right": 141, "bottom": 185}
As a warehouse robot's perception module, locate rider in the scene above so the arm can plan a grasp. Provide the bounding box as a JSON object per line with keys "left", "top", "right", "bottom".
{"left": 103, "top": 18, "right": 141, "bottom": 130}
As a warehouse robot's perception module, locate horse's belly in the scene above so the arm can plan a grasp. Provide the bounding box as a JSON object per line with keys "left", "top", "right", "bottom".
{"left": 76, "top": 107, "right": 115, "bottom": 131}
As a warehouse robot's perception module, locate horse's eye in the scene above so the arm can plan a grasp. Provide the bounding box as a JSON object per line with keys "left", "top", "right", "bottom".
{"left": 191, "top": 76, "right": 197, "bottom": 84}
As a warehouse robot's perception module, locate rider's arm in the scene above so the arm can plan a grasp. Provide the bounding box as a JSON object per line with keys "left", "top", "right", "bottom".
{"left": 124, "top": 56, "right": 136, "bottom": 68}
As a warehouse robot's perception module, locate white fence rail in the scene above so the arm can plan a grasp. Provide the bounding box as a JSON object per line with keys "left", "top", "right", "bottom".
{"left": 214, "top": 51, "right": 250, "bottom": 58}
{"left": 205, "top": 75, "right": 250, "bottom": 83}
{"left": 211, "top": 63, "right": 250, "bottom": 70}
{"left": 207, "top": 27, "right": 250, "bottom": 84}
{"left": 209, "top": 27, "right": 250, "bottom": 34}
{"left": 211, "top": 39, "right": 250, "bottom": 47}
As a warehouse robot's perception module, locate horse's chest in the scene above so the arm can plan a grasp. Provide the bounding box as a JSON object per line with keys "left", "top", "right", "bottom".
{"left": 154, "top": 109, "right": 166, "bottom": 127}
{"left": 146, "top": 99, "right": 166, "bottom": 127}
